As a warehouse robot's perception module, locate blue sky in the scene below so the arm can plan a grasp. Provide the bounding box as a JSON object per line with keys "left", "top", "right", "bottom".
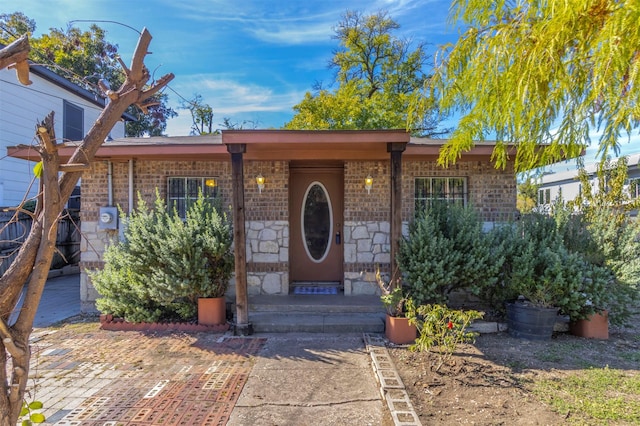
{"left": 7, "top": 0, "right": 640, "bottom": 169}
{"left": 9, "top": 0, "right": 457, "bottom": 136}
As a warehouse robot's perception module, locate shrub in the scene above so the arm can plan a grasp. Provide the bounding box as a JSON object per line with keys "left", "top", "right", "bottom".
{"left": 91, "top": 190, "right": 233, "bottom": 322}
{"left": 483, "top": 211, "right": 631, "bottom": 325}
{"left": 573, "top": 209, "right": 640, "bottom": 325}
{"left": 398, "top": 203, "right": 499, "bottom": 305}
{"left": 406, "top": 303, "right": 483, "bottom": 371}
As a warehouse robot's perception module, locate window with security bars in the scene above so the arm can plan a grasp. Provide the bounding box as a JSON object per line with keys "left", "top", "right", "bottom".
{"left": 167, "top": 177, "right": 218, "bottom": 218}
{"left": 414, "top": 177, "right": 467, "bottom": 212}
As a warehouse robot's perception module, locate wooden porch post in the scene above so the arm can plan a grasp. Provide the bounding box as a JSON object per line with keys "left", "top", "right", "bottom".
{"left": 388, "top": 142, "right": 406, "bottom": 283}
{"left": 227, "top": 143, "right": 252, "bottom": 335}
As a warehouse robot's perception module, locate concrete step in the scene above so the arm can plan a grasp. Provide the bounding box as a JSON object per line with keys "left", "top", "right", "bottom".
{"left": 249, "top": 312, "right": 386, "bottom": 334}
{"left": 244, "top": 294, "right": 386, "bottom": 333}
{"left": 248, "top": 295, "right": 385, "bottom": 314}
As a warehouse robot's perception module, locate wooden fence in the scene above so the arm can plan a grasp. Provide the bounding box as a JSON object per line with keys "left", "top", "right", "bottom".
{"left": 0, "top": 210, "right": 80, "bottom": 277}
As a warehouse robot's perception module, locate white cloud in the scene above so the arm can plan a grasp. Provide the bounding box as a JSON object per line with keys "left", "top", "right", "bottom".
{"left": 168, "top": 74, "right": 305, "bottom": 125}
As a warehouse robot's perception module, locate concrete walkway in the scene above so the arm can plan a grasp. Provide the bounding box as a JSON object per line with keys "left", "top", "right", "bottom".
{"left": 229, "top": 334, "right": 389, "bottom": 425}
{"left": 10, "top": 271, "right": 80, "bottom": 328}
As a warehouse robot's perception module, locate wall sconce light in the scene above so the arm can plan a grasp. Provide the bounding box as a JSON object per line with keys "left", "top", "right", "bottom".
{"left": 205, "top": 178, "right": 217, "bottom": 188}
{"left": 256, "top": 174, "right": 265, "bottom": 194}
{"left": 364, "top": 175, "right": 373, "bottom": 195}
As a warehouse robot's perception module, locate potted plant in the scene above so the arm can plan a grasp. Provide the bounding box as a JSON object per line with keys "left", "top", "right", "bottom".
{"left": 494, "top": 215, "right": 586, "bottom": 340}
{"left": 562, "top": 263, "right": 612, "bottom": 339}
{"left": 183, "top": 196, "right": 234, "bottom": 326}
{"left": 376, "top": 269, "right": 417, "bottom": 344}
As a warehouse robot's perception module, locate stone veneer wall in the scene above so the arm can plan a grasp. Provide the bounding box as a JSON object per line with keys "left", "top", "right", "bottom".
{"left": 243, "top": 161, "right": 289, "bottom": 295}
{"left": 343, "top": 161, "right": 391, "bottom": 295}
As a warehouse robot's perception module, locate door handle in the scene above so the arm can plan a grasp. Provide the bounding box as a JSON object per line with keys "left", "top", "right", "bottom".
{"left": 335, "top": 231, "right": 341, "bottom": 245}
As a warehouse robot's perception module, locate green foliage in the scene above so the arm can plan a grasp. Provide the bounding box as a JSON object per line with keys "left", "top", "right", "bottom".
{"left": 91, "top": 191, "right": 233, "bottom": 322}
{"left": 424, "top": 0, "right": 640, "bottom": 171}
{"left": 571, "top": 156, "right": 640, "bottom": 224}
{"left": 19, "top": 400, "right": 45, "bottom": 425}
{"left": 181, "top": 94, "right": 215, "bottom": 135}
{"left": 0, "top": 12, "right": 176, "bottom": 137}
{"left": 375, "top": 268, "right": 408, "bottom": 317}
{"left": 482, "top": 210, "right": 636, "bottom": 325}
{"left": 125, "top": 92, "right": 178, "bottom": 137}
{"left": 533, "top": 367, "right": 640, "bottom": 423}
{"left": 0, "top": 12, "right": 35, "bottom": 41}
{"left": 406, "top": 304, "right": 483, "bottom": 371}
{"left": 286, "top": 10, "right": 446, "bottom": 136}
{"left": 484, "top": 213, "right": 612, "bottom": 319}
{"left": 398, "top": 203, "right": 499, "bottom": 305}
{"left": 572, "top": 209, "right": 640, "bottom": 325}
{"left": 516, "top": 176, "right": 540, "bottom": 213}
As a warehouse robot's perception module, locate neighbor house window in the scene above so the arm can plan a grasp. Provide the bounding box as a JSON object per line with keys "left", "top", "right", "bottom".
{"left": 167, "top": 177, "right": 218, "bottom": 218}
{"left": 629, "top": 178, "right": 640, "bottom": 199}
{"left": 63, "top": 100, "right": 84, "bottom": 141}
{"left": 538, "top": 188, "right": 551, "bottom": 205}
{"left": 414, "top": 177, "right": 467, "bottom": 212}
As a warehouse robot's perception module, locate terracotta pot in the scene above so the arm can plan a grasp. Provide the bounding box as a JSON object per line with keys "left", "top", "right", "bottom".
{"left": 385, "top": 314, "right": 417, "bottom": 345}
{"left": 198, "top": 297, "right": 226, "bottom": 326}
{"left": 570, "top": 311, "right": 609, "bottom": 339}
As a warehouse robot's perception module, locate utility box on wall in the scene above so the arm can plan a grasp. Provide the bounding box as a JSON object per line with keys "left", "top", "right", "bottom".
{"left": 98, "top": 206, "right": 118, "bottom": 229}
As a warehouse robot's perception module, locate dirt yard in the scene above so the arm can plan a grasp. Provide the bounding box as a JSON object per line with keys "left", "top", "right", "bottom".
{"left": 388, "top": 315, "right": 640, "bottom": 425}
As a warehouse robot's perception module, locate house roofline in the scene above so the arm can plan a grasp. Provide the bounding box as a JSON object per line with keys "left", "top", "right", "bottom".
{"left": 6, "top": 131, "right": 519, "bottom": 163}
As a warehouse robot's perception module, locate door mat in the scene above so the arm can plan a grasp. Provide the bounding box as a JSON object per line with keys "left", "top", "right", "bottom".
{"left": 293, "top": 286, "right": 339, "bottom": 295}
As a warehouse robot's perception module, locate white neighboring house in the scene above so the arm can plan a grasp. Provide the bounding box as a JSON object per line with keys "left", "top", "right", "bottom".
{"left": 0, "top": 64, "right": 127, "bottom": 208}
{"left": 537, "top": 153, "right": 640, "bottom": 209}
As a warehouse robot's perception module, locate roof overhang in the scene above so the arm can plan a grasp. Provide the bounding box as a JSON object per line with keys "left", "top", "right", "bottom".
{"left": 223, "top": 129, "right": 409, "bottom": 160}
{"left": 6, "top": 130, "right": 515, "bottom": 163}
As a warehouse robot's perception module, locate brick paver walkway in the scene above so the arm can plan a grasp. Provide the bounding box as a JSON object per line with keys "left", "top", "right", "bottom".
{"left": 26, "top": 322, "right": 264, "bottom": 425}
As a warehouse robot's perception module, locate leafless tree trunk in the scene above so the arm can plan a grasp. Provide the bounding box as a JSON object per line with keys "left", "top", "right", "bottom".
{"left": 0, "top": 29, "right": 173, "bottom": 425}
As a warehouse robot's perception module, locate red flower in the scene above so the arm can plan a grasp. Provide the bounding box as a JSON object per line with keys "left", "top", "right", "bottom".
{"left": 447, "top": 321, "right": 454, "bottom": 329}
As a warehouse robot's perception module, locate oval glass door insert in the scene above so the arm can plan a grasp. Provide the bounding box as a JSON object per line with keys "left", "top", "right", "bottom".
{"left": 301, "top": 182, "right": 333, "bottom": 262}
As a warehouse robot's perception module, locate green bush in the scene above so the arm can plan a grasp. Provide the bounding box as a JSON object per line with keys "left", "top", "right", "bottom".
{"left": 91, "top": 191, "right": 233, "bottom": 322}
{"left": 397, "top": 197, "right": 637, "bottom": 326}
{"left": 571, "top": 209, "right": 640, "bottom": 325}
{"left": 483, "top": 211, "right": 631, "bottom": 325}
{"left": 398, "top": 203, "right": 499, "bottom": 305}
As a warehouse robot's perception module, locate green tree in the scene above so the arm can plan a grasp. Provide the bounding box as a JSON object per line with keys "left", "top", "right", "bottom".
{"left": 125, "top": 92, "right": 177, "bottom": 137}
{"left": 286, "top": 10, "right": 446, "bottom": 136}
{"left": 0, "top": 12, "right": 35, "bottom": 41}
{"left": 517, "top": 176, "right": 540, "bottom": 213}
{"left": 181, "top": 94, "right": 215, "bottom": 135}
{"left": 0, "top": 12, "right": 177, "bottom": 137}
{"left": 571, "top": 156, "right": 640, "bottom": 223}
{"left": 424, "top": 0, "right": 640, "bottom": 171}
